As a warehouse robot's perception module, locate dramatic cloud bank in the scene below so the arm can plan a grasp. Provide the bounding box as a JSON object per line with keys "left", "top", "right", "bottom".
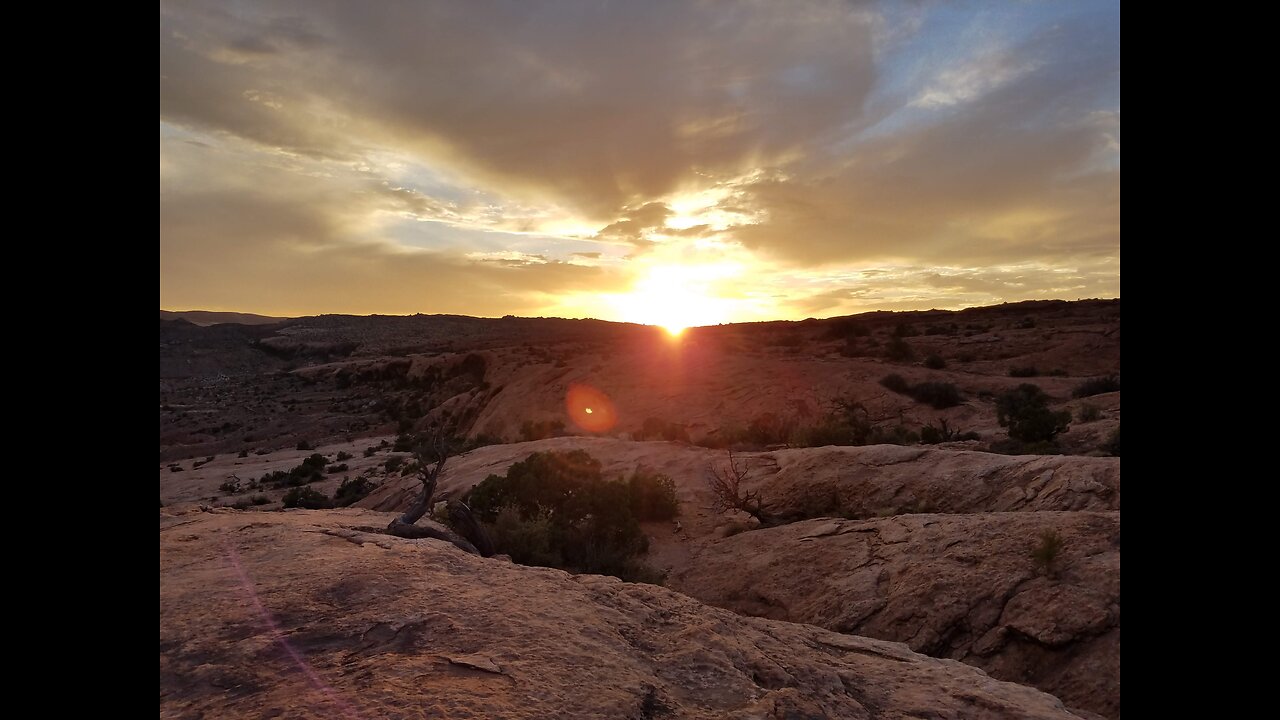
{"left": 160, "top": 0, "right": 1119, "bottom": 322}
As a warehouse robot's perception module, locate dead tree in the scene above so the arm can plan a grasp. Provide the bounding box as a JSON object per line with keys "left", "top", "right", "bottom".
{"left": 384, "top": 430, "right": 494, "bottom": 556}
{"left": 706, "top": 450, "right": 777, "bottom": 527}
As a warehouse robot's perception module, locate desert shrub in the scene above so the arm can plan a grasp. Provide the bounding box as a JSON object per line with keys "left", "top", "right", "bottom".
{"left": 792, "top": 419, "right": 868, "bottom": 447}
{"left": 885, "top": 337, "right": 914, "bottom": 361}
{"left": 467, "top": 450, "right": 663, "bottom": 582}
{"left": 1016, "top": 317, "right": 1036, "bottom": 329}
{"left": 627, "top": 470, "right": 680, "bottom": 521}
{"left": 238, "top": 449, "right": 249, "bottom": 458}
{"left": 909, "top": 382, "right": 963, "bottom": 409}
{"left": 880, "top": 374, "right": 910, "bottom": 394}
{"left": 282, "top": 486, "right": 331, "bottom": 509}
{"left": 250, "top": 495, "right": 271, "bottom": 506}
{"left": 923, "top": 354, "right": 946, "bottom": 370}
{"left": 333, "top": 476, "right": 376, "bottom": 507}
{"left": 996, "top": 384, "right": 1070, "bottom": 443}
{"left": 920, "top": 421, "right": 980, "bottom": 445}
{"left": 364, "top": 447, "right": 377, "bottom": 457}
{"left": 169, "top": 465, "right": 184, "bottom": 472}
{"left": 1047, "top": 368, "right": 1068, "bottom": 377}
{"left": 893, "top": 323, "right": 918, "bottom": 337}
{"left": 1072, "top": 375, "right": 1121, "bottom": 398}
{"left": 1077, "top": 404, "right": 1102, "bottom": 423}
{"left": 231, "top": 498, "right": 254, "bottom": 510}
{"left": 957, "top": 352, "right": 976, "bottom": 363}
{"left": 1103, "top": 426, "right": 1120, "bottom": 456}
{"left": 393, "top": 433, "right": 416, "bottom": 452}
{"left": 744, "top": 413, "right": 795, "bottom": 446}
{"left": 868, "top": 424, "right": 920, "bottom": 445}
{"left": 296, "top": 440, "right": 312, "bottom": 451}
{"left": 218, "top": 479, "right": 242, "bottom": 494}
{"left": 520, "top": 419, "right": 566, "bottom": 442}
{"left": 1008, "top": 366, "right": 1039, "bottom": 377}
{"left": 1031, "top": 530, "right": 1064, "bottom": 576}
{"left": 335, "top": 451, "right": 353, "bottom": 462}
{"left": 488, "top": 506, "right": 560, "bottom": 567}
{"left": 255, "top": 448, "right": 270, "bottom": 455}
{"left": 384, "top": 456, "right": 405, "bottom": 473}
{"left": 635, "top": 417, "right": 690, "bottom": 443}
{"left": 326, "top": 463, "right": 349, "bottom": 474}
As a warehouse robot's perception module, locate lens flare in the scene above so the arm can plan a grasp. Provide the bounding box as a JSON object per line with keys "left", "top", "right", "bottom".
{"left": 566, "top": 384, "right": 616, "bottom": 433}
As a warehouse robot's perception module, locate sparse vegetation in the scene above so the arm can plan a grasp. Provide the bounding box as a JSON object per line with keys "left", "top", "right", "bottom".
{"left": 706, "top": 450, "right": 775, "bottom": 527}
{"left": 919, "top": 419, "right": 981, "bottom": 445}
{"left": 238, "top": 449, "right": 249, "bottom": 458}
{"left": 634, "top": 417, "right": 690, "bottom": 443}
{"left": 336, "top": 451, "right": 353, "bottom": 461}
{"left": 1008, "top": 366, "right": 1039, "bottom": 377}
{"left": 333, "top": 476, "right": 376, "bottom": 507}
{"left": 1072, "top": 375, "right": 1121, "bottom": 398}
{"left": 384, "top": 456, "right": 405, "bottom": 473}
{"left": 327, "top": 463, "right": 349, "bottom": 474}
{"left": 465, "top": 450, "right": 668, "bottom": 583}
{"left": 996, "top": 384, "right": 1071, "bottom": 443}
{"left": 1077, "top": 403, "right": 1102, "bottom": 423}
{"left": 282, "top": 486, "right": 331, "bottom": 509}
{"left": 1031, "top": 529, "right": 1064, "bottom": 576}
{"left": 520, "top": 419, "right": 566, "bottom": 442}
{"left": 880, "top": 374, "right": 964, "bottom": 409}
{"left": 296, "top": 440, "right": 312, "bottom": 451}
{"left": 880, "top": 374, "right": 910, "bottom": 394}
{"left": 885, "top": 336, "right": 914, "bottom": 361}
{"left": 924, "top": 354, "right": 946, "bottom": 369}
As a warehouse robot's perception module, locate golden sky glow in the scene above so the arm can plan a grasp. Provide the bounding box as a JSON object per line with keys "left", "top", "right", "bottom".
{"left": 160, "top": 1, "right": 1119, "bottom": 324}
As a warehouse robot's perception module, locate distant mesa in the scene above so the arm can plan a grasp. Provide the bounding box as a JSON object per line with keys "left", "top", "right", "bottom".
{"left": 159, "top": 310, "right": 291, "bottom": 326}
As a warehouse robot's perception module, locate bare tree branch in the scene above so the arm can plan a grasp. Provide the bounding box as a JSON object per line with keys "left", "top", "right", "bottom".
{"left": 705, "top": 450, "right": 777, "bottom": 527}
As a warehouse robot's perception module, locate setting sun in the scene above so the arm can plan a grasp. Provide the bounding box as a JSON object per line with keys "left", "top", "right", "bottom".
{"left": 611, "top": 264, "right": 738, "bottom": 334}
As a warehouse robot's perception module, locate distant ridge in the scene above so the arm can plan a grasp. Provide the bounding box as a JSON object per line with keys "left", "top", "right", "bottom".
{"left": 160, "top": 310, "right": 290, "bottom": 326}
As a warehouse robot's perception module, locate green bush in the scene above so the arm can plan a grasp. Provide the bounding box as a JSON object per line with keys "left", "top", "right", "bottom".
{"left": 1031, "top": 530, "right": 1063, "bottom": 576}
{"left": 327, "top": 463, "right": 349, "bottom": 474}
{"left": 520, "top": 419, "right": 566, "bottom": 442}
{"left": 333, "top": 476, "right": 376, "bottom": 507}
{"left": 923, "top": 354, "right": 946, "bottom": 369}
{"left": 880, "top": 374, "right": 910, "bottom": 394}
{"left": 885, "top": 337, "right": 914, "bottom": 361}
{"left": 996, "top": 385, "right": 1070, "bottom": 443}
{"left": 1008, "top": 366, "right": 1039, "bottom": 377}
{"left": 627, "top": 471, "right": 680, "bottom": 521}
{"left": 336, "top": 451, "right": 353, "bottom": 462}
{"left": 909, "top": 382, "right": 963, "bottom": 409}
{"left": 635, "top": 417, "right": 690, "bottom": 443}
{"left": 218, "top": 479, "right": 241, "bottom": 495}
{"left": 466, "top": 450, "right": 668, "bottom": 583}
{"left": 881, "top": 374, "right": 962, "bottom": 409}
{"left": 282, "top": 486, "right": 331, "bottom": 509}
{"left": 1077, "top": 404, "right": 1102, "bottom": 423}
{"left": 384, "top": 456, "right": 405, "bottom": 473}
{"left": 1072, "top": 375, "right": 1121, "bottom": 398}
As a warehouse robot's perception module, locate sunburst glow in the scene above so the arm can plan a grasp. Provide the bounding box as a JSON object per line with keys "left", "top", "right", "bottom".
{"left": 610, "top": 264, "right": 738, "bottom": 334}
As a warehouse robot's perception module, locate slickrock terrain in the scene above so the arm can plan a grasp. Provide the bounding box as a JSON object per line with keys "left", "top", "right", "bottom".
{"left": 160, "top": 507, "right": 1093, "bottom": 720}
{"left": 666, "top": 512, "right": 1121, "bottom": 719}
{"left": 160, "top": 300, "right": 1121, "bottom": 718}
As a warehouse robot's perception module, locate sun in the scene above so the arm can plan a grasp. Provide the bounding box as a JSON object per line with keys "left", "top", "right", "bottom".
{"left": 611, "top": 264, "right": 733, "bottom": 333}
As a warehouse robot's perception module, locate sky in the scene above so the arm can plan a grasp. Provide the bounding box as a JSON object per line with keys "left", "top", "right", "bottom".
{"left": 160, "top": 0, "right": 1120, "bottom": 329}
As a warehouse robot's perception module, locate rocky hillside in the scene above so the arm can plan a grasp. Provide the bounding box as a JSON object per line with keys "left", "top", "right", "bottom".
{"left": 667, "top": 512, "right": 1121, "bottom": 719}
{"left": 160, "top": 507, "right": 1093, "bottom": 719}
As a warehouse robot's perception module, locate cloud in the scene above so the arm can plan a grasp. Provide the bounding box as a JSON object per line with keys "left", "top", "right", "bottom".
{"left": 159, "top": 1, "right": 1119, "bottom": 319}
{"left": 161, "top": 1, "right": 878, "bottom": 217}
